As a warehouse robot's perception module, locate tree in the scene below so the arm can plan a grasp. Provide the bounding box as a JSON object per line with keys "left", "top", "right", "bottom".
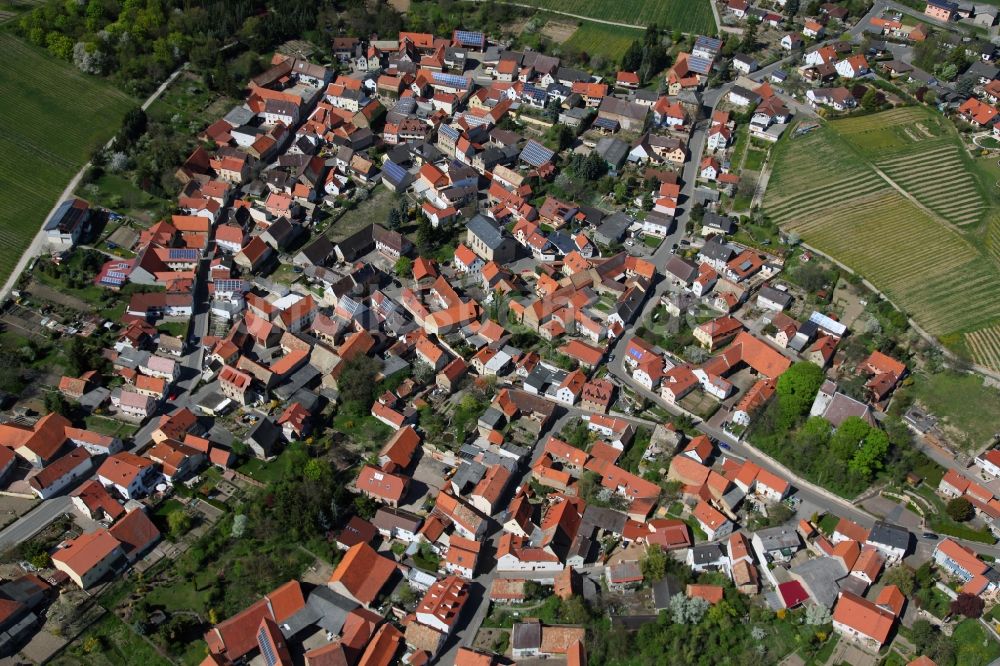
{"left": 547, "top": 123, "right": 575, "bottom": 151}
{"left": 337, "top": 355, "right": 380, "bottom": 412}
{"left": 950, "top": 592, "right": 985, "bottom": 618}
{"left": 804, "top": 603, "right": 831, "bottom": 625}
{"left": 44, "top": 392, "right": 70, "bottom": 417}
{"left": 353, "top": 494, "right": 377, "bottom": 519}
{"left": 785, "top": 0, "right": 800, "bottom": 16}
{"left": 64, "top": 336, "right": 92, "bottom": 376}
{"left": 956, "top": 76, "right": 975, "bottom": 97}
{"left": 577, "top": 152, "right": 608, "bottom": 181}
{"left": 167, "top": 510, "right": 192, "bottom": 538}
{"left": 882, "top": 566, "right": 916, "bottom": 596}
{"left": 794, "top": 262, "right": 831, "bottom": 292}
{"left": 764, "top": 501, "right": 794, "bottom": 527}
{"left": 394, "top": 256, "right": 412, "bottom": 278}
{"left": 621, "top": 40, "right": 643, "bottom": 73}
{"left": 231, "top": 514, "right": 248, "bottom": 538}
{"left": 640, "top": 544, "right": 667, "bottom": 581}
{"left": 670, "top": 595, "right": 709, "bottom": 624}
{"left": 910, "top": 619, "right": 937, "bottom": 653}
{"left": 690, "top": 202, "right": 706, "bottom": 223}
{"left": 848, "top": 426, "right": 889, "bottom": 479}
{"left": 739, "top": 21, "right": 758, "bottom": 52}
{"left": 861, "top": 88, "right": 879, "bottom": 112}
{"left": 946, "top": 497, "right": 974, "bottom": 522}
{"left": 303, "top": 458, "right": 332, "bottom": 483}
{"left": 775, "top": 362, "right": 825, "bottom": 424}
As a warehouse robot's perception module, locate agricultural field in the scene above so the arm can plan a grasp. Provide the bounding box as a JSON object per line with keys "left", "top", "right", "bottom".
{"left": 513, "top": 0, "right": 715, "bottom": 34}
{"left": 562, "top": 21, "right": 645, "bottom": 62}
{"left": 765, "top": 106, "right": 1000, "bottom": 371}
{"left": 0, "top": 34, "right": 134, "bottom": 285}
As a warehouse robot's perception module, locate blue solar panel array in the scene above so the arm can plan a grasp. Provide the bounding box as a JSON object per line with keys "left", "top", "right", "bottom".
{"left": 439, "top": 124, "right": 460, "bottom": 141}
{"left": 258, "top": 627, "right": 278, "bottom": 666}
{"left": 522, "top": 84, "right": 547, "bottom": 103}
{"left": 215, "top": 279, "right": 246, "bottom": 292}
{"left": 168, "top": 248, "right": 199, "bottom": 261}
{"left": 383, "top": 160, "right": 408, "bottom": 185}
{"left": 454, "top": 30, "right": 485, "bottom": 48}
{"left": 432, "top": 72, "right": 470, "bottom": 89}
{"left": 593, "top": 117, "right": 620, "bottom": 130}
{"left": 688, "top": 56, "right": 713, "bottom": 75}
{"left": 462, "top": 112, "right": 490, "bottom": 127}
{"left": 695, "top": 36, "right": 722, "bottom": 53}
{"left": 519, "top": 140, "right": 554, "bottom": 167}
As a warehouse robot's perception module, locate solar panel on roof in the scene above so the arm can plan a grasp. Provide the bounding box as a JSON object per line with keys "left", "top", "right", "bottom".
{"left": 107, "top": 271, "right": 128, "bottom": 280}
{"left": 593, "top": 117, "right": 620, "bottom": 130}
{"left": 383, "top": 160, "right": 408, "bottom": 184}
{"left": 519, "top": 140, "right": 554, "bottom": 167}
{"left": 439, "top": 124, "right": 460, "bottom": 140}
{"left": 454, "top": 30, "right": 484, "bottom": 47}
{"left": 688, "top": 56, "right": 712, "bottom": 75}
{"left": 215, "top": 279, "right": 246, "bottom": 292}
{"left": 432, "top": 72, "right": 469, "bottom": 89}
{"left": 462, "top": 113, "right": 489, "bottom": 127}
{"left": 168, "top": 248, "right": 198, "bottom": 260}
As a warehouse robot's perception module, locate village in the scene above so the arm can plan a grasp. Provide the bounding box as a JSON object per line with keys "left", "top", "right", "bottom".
{"left": 0, "top": 0, "right": 998, "bottom": 664}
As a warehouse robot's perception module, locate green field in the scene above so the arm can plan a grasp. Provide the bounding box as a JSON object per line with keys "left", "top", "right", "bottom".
{"left": 765, "top": 106, "right": 1000, "bottom": 371}
{"left": 563, "top": 21, "right": 644, "bottom": 62}
{"left": 910, "top": 371, "right": 1000, "bottom": 450}
{"left": 0, "top": 34, "right": 134, "bottom": 285}
{"left": 516, "top": 0, "right": 715, "bottom": 34}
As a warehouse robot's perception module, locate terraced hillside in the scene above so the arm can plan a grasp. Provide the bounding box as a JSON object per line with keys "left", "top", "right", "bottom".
{"left": 765, "top": 106, "right": 1000, "bottom": 371}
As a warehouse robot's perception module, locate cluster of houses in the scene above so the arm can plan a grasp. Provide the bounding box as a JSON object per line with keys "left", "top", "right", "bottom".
{"left": 11, "top": 12, "right": 997, "bottom": 664}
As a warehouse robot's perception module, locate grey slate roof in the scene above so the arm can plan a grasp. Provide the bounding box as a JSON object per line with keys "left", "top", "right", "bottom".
{"left": 866, "top": 521, "right": 909, "bottom": 551}
{"left": 467, "top": 214, "right": 508, "bottom": 250}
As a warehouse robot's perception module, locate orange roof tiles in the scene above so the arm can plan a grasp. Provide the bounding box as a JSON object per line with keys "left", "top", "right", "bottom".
{"left": 832, "top": 591, "right": 895, "bottom": 646}
{"left": 329, "top": 542, "right": 397, "bottom": 605}
{"left": 687, "top": 583, "right": 724, "bottom": 604}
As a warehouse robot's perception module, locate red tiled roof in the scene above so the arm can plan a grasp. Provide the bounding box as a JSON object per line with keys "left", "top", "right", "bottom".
{"left": 329, "top": 542, "right": 397, "bottom": 605}
{"left": 108, "top": 508, "right": 160, "bottom": 559}
{"left": 832, "top": 591, "right": 895, "bottom": 645}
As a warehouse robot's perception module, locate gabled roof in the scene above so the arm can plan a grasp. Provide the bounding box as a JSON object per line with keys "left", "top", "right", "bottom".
{"left": 832, "top": 591, "right": 895, "bottom": 645}
{"left": 328, "top": 542, "right": 397, "bottom": 605}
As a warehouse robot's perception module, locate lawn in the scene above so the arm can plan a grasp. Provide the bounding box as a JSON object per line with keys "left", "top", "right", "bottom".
{"left": 563, "top": 21, "right": 645, "bottom": 62}
{"left": 331, "top": 412, "right": 393, "bottom": 452}
{"left": 514, "top": 0, "right": 716, "bottom": 34}
{"left": 83, "top": 415, "right": 138, "bottom": 440}
{"left": 743, "top": 148, "right": 767, "bottom": 172}
{"left": 157, "top": 320, "right": 189, "bottom": 338}
{"left": 817, "top": 513, "right": 839, "bottom": 536}
{"left": 952, "top": 619, "right": 1000, "bottom": 665}
{"left": 82, "top": 172, "right": 169, "bottom": 221}
{"left": 0, "top": 34, "right": 135, "bottom": 287}
{"left": 327, "top": 187, "right": 396, "bottom": 243}
{"left": 764, "top": 109, "right": 1000, "bottom": 370}
{"left": 909, "top": 371, "right": 1000, "bottom": 451}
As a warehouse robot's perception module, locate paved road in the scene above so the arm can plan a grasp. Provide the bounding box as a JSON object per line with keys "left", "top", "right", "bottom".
{"left": 0, "top": 497, "right": 72, "bottom": 552}
{"left": 0, "top": 64, "right": 188, "bottom": 304}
